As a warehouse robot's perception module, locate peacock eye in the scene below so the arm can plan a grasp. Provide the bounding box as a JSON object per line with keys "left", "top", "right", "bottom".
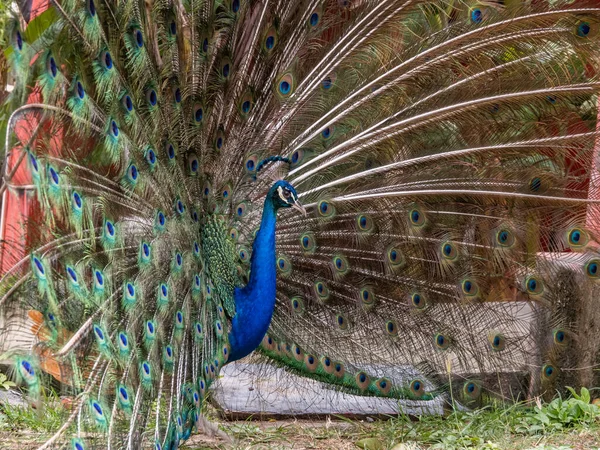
{"left": 283, "top": 188, "right": 291, "bottom": 199}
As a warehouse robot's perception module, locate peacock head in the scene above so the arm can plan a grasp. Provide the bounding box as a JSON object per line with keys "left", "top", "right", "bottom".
{"left": 268, "top": 180, "right": 306, "bottom": 215}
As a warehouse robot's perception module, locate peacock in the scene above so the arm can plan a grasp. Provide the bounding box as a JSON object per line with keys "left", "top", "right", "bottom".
{"left": 2, "top": 0, "right": 600, "bottom": 447}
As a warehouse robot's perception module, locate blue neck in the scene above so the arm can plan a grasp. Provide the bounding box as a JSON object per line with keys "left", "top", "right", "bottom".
{"left": 227, "top": 196, "right": 278, "bottom": 361}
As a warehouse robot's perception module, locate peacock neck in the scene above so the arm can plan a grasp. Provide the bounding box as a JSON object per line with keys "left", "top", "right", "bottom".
{"left": 227, "top": 196, "right": 279, "bottom": 362}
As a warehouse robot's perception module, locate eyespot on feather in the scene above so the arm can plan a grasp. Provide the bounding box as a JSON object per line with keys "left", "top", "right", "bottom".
{"left": 235, "top": 201, "right": 250, "bottom": 219}
{"left": 220, "top": 57, "right": 232, "bottom": 79}
{"left": 144, "top": 147, "right": 157, "bottom": 169}
{"left": 355, "top": 372, "right": 370, "bottom": 391}
{"left": 487, "top": 332, "right": 505, "bottom": 352}
{"left": 463, "top": 381, "right": 481, "bottom": 400}
{"left": 441, "top": 241, "right": 458, "bottom": 261}
{"left": 165, "top": 142, "right": 176, "bottom": 161}
{"left": 410, "top": 379, "right": 425, "bottom": 398}
{"left": 567, "top": 227, "right": 588, "bottom": 249}
{"left": 188, "top": 154, "right": 199, "bottom": 175}
{"left": 290, "top": 297, "right": 305, "bottom": 316}
{"left": 108, "top": 120, "right": 119, "bottom": 139}
{"left": 99, "top": 50, "right": 113, "bottom": 71}
{"left": 193, "top": 103, "right": 205, "bottom": 124}
{"left": 131, "top": 27, "right": 144, "bottom": 49}
{"left": 125, "top": 162, "right": 139, "bottom": 187}
{"left": 214, "top": 127, "right": 225, "bottom": 151}
{"left": 304, "top": 354, "right": 318, "bottom": 372}
{"left": 172, "top": 85, "right": 182, "bottom": 104}
{"left": 574, "top": 17, "right": 598, "bottom": 38}
{"left": 434, "top": 332, "right": 450, "bottom": 350}
{"left": 553, "top": 329, "right": 567, "bottom": 346}
{"left": 292, "top": 344, "right": 304, "bottom": 362}
{"left": 239, "top": 91, "right": 254, "bottom": 117}
{"left": 317, "top": 199, "right": 335, "bottom": 218}
{"left": 229, "top": 0, "right": 241, "bottom": 14}
{"left": 375, "top": 378, "right": 392, "bottom": 395}
{"left": 121, "top": 93, "right": 134, "bottom": 113}
{"left": 275, "top": 73, "right": 295, "bottom": 99}
{"left": 385, "top": 320, "right": 398, "bottom": 336}
{"left": 300, "top": 232, "right": 316, "bottom": 253}
{"left": 199, "top": 33, "right": 210, "bottom": 55}
{"left": 215, "top": 320, "right": 223, "bottom": 337}
{"left": 528, "top": 176, "right": 543, "bottom": 193}
{"left": 244, "top": 155, "right": 259, "bottom": 174}
{"left": 585, "top": 259, "right": 600, "bottom": 279}
{"left": 276, "top": 254, "right": 292, "bottom": 275}
{"left": 168, "top": 19, "right": 177, "bottom": 37}
{"left": 263, "top": 25, "right": 278, "bottom": 52}
{"left": 541, "top": 364, "right": 558, "bottom": 382}
{"left": 321, "top": 356, "right": 335, "bottom": 374}
{"left": 360, "top": 287, "right": 376, "bottom": 309}
{"left": 336, "top": 314, "right": 349, "bottom": 330}
{"left": 460, "top": 278, "right": 479, "bottom": 299}
{"left": 146, "top": 87, "right": 158, "bottom": 107}
{"left": 321, "top": 125, "right": 335, "bottom": 141}
{"left": 290, "top": 148, "right": 311, "bottom": 167}
{"left": 74, "top": 80, "right": 85, "bottom": 100}
{"left": 333, "top": 361, "right": 345, "bottom": 378}
{"left": 238, "top": 245, "right": 250, "bottom": 263}
{"left": 314, "top": 280, "right": 330, "bottom": 302}
{"left": 229, "top": 227, "right": 239, "bottom": 242}
{"left": 145, "top": 320, "right": 157, "bottom": 342}
{"left": 331, "top": 254, "right": 349, "bottom": 275}
{"left": 385, "top": 245, "right": 405, "bottom": 269}
{"left": 202, "top": 181, "right": 212, "bottom": 198}
{"left": 524, "top": 275, "right": 544, "bottom": 296}
{"left": 468, "top": 6, "right": 490, "bottom": 24}
{"left": 308, "top": 6, "right": 323, "bottom": 28}
{"left": 13, "top": 29, "right": 23, "bottom": 52}
{"left": 71, "top": 191, "right": 83, "bottom": 212}
{"left": 409, "top": 207, "right": 426, "bottom": 227}
{"left": 221, "top": 183, "right": 231, "bottom": 200}
{"left": 495, "top": 228, "right": 515, "bottom": 248}
{"left": 356, "top": 214, "right": 374, "bottom": 232}
{"left": 321, "top": 73, "right": 337, "bottom": 90}
{"left": 154, "top": 210, "right": 166, "bottom": 232}
{"left": 410, "top": 292, "right": 427, "bottom": 310}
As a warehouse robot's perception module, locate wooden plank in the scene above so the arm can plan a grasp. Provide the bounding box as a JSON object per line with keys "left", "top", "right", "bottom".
{"left": 212, "top": 363, "right": 445, "bottom": 419}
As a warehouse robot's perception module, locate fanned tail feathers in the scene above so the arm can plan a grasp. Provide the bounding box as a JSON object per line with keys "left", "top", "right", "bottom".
{"left": 2, "top": 0, "right": 600, "bottom": 448}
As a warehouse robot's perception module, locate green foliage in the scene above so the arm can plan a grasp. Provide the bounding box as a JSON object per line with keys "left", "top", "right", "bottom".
{"left": 0, "top": 390, "right": 67, "bottom": 433}
{"left": 355, "top": 437, "right": 385, "bottom": 450}
{"left": 0, "top": 372, "right": 15, "bottom": 390}
{"left": 0, "top": 1, "right": 11, "bottom": 49}
{"left": 0, "top": 389, "right": 599, "bottom": 448}
{"left": 515, "top": 387, "right": 600, "bottom": 434}
{"left": 428, "top": 432, "right": 500, "bottom": 449}
{"left": 408, "top": 407, "right": 519, "bottom": 450}
{"left": 347, "top": 388, "right": 600, "bottom": 450}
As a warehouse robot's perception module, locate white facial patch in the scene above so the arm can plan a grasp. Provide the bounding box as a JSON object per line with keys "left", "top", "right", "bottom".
{"left": 277, "top": 185, "right": 296, "bottom": 204}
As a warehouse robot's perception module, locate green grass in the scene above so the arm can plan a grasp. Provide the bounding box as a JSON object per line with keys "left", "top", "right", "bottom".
{"left": 1, "top": 387, "right": 600, "bottom": 449}
{"left": 183, "top": 387, "right": 600, "bottom": 449}
{"left": 181, "top": 408, "right": 600, "bottom": 450}
{"left": 0, "top": 391, "right": 67, "bottom": 434}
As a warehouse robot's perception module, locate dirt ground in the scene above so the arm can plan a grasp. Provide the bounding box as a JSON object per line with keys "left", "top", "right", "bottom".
{"left": 2, "top": 418, "right": 600, "bottom": 449}
{"left": 183, "top": 420, "right": 366, "bottom": 450}
{"left": 181, "top": 419, "right": 600, "bottom": 450}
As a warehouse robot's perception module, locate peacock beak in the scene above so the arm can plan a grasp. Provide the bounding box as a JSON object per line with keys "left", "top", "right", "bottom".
{"left": 291, "top": 200, "right": 307, "bottom": 217}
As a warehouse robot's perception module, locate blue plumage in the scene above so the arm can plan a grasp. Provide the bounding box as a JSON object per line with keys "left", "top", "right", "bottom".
{"left": 229, "top": 181, "right": 302, "bottom": 361}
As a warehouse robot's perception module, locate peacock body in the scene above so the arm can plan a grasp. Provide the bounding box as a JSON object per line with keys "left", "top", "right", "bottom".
{"left": 2, "top": 0, "right": 600, "bottom": 447}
